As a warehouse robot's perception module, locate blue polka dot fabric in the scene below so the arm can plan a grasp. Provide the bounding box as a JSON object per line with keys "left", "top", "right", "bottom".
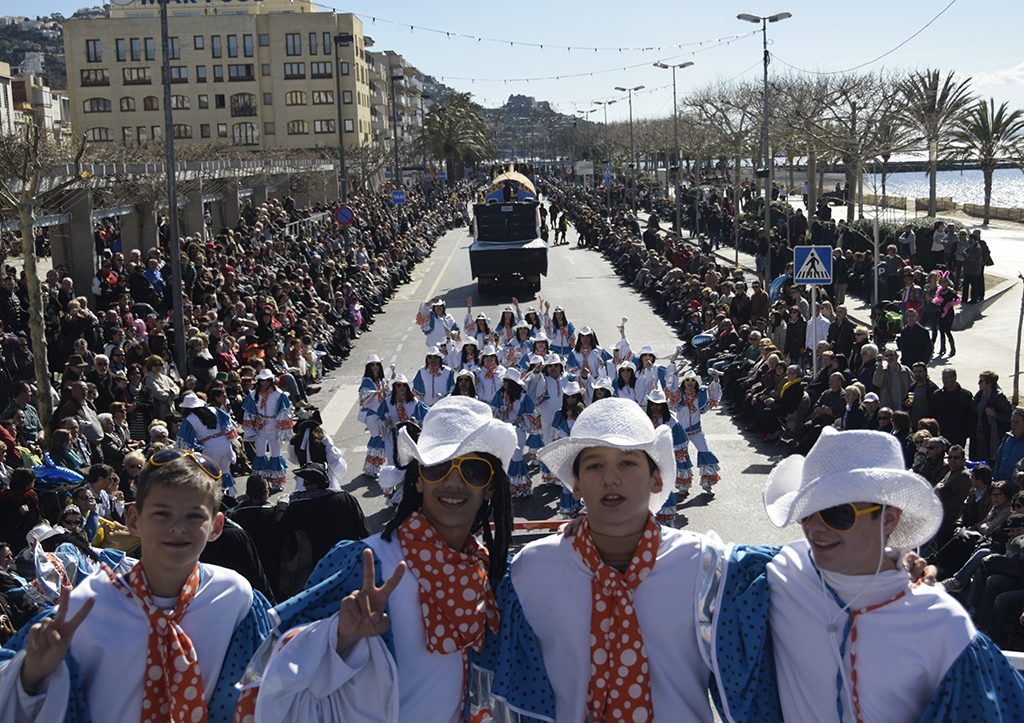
{"left": 919, "top": 632, "right": 1024, "bottom": 722}
{"left": 209, "top": 589, "right": 274, "bottom": 723}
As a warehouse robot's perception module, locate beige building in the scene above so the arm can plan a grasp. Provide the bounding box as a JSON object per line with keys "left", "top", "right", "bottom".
{"left": 62, "top": 0, "right": 371, "bottom": 152}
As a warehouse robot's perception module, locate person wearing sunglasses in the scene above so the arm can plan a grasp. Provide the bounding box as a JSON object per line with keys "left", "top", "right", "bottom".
{"left": 708, "top": 427, "right": 1024, "bottom": 723}
{"left": 239, "top": 396, "right": 543, "bottom": 722}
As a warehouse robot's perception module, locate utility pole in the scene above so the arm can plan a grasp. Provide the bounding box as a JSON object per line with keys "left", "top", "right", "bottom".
{"left": 614, "top": 85, "right": 644, "bottom": 214}
{"left": 654, "top": 61, "right": 693, "bottom": 236}
{"left": 333, "top": 32, "right": 354, "bottom": 202}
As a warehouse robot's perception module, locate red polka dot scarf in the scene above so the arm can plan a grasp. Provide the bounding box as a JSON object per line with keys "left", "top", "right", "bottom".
{"left": 396, "top": 510, "right": 499, "bottom": 655}
{"left": 572, "top": 514, "right": 660, "bottom": 723}
{"left": 109, "top": 562, "right": 207, "bottom": 723}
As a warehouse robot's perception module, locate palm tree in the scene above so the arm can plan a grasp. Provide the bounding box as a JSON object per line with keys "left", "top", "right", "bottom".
{"left": 419, "top": 92, "right": 491, "bottom": 184}
{"left": 952, "top": 98, "right": 1024, "bottom": 225}
{"left": 898, "top": 69, "right": 974, "bottom": 216}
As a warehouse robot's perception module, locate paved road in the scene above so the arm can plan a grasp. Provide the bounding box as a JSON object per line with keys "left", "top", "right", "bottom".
{"left": 303, "top": 214, "right": 795, "bottom": 550}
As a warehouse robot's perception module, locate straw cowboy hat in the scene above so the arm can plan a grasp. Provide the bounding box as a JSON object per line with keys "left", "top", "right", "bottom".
{"left": 762, "top": 426, "right": 941, "bottom": 549}
{"left": 538, "top": 398, "right": 674, "bottom": 513}
{"left": 398, "top": 396, "right": 517, "bottom": 470}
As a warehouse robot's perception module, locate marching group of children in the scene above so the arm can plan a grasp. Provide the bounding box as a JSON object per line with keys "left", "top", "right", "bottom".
{"left": 356, "top": 295, "right": 724, "bottom": 524}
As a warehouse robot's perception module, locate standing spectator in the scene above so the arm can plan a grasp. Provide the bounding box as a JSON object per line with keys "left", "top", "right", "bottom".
{"left": 972, "top": 370, "right": 1013, "bottom": 464}
{"left": 872, "top": 348, "right": 912, "bottom": 412}
{"left": 142, "top": 354, "right": 180, "bottom": 419}
{"left": 935, "top": 272, "right": 959, "bottom": 357}
{"left": 932, "top": 368, "right": 974, "bottom": 449}
{"left": 826, "top": 304, "right": 856, "bottom": 358}
{"left": 896, "top": 309, "right": 932, "bottom": 367}
{"left": 930, "top": 221, "right": 948, "bottom": 270}
{"left": 906, "top": 363, "right": 940, "bottom": 428}
{"left": 962, "top": 231, "right": 985, "bottom": 305}
{"left": 883, "top": 245, "right": 905, "bottom": 299}
{"left": 898, "top": 224, "right": 917, "bottom": 262}
{"left": 993, "top": 408, "right": 1024, "bottom": 488}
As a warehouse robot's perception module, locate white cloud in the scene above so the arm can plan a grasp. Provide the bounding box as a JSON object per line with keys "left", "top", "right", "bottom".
{"left": 969, "top": 62, "right": 1024, "bottom": 87}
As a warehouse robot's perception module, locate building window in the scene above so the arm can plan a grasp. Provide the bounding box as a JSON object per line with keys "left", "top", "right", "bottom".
{"left": 80, "top": 69, "right": 110, "bottom": 87}
{"left": 314, "top": 119, "right": 334, "bottom": 134}
{"left": 122, "top": 126, "right": 133, "bottom": 143}
{"left": 228, "top": 64, "right": 254, "bottom": 81}
{"left": 263, "top": 92, "right": 272, "bottom": 105}
{"left": 83, "top": 98, "right": 112, "bottom": 113}
{"left": 284, "top": 63, "right": 305, "bottom": 80}
{"left": 309, "top": 33, "right": 317, "bottom": 56}
{"left": 85, "top": 127, "right": 113, "bottom": 142}
{"left": 344, "top": 118, "right": 354, "bottom": 133}
{"left": 230, "top": 93, "right": 256, "bottom": 116}
{"left": 198, "top": 94, "right": 209, "bottom": 109}
{"left": 130, "top": 38, "right": 141, "bottom": 62}
{"left": 151, "top": 125, "right": 162, "bottom": 141}
{"left": 312, "top": 90, "right": 333, "bottom": 105}
{"left": 136, "top": 126, "right": 148, "bottom": 144}
{"left": 145, "top": 38, "right": 155, "bottom": 61}
{"left": 258, "top": 34, "right": 269, "bottom": 47}
{"left": 340, "top": 61, "right": 349, "bottom": 75}
{"left": 264, "top": 122, "right": 275, "bottom": 135}
{"left": 144, "top": 96, "right": 159, "bottom": 111}
{"left": 227, "top": 35, "right": 237, "bottom": 58}
{"left": 169, "top": 37, "right": 180, "bottom": 60}
{"left": 287, "top": 120, "right": 308, "bottom": 135}
{"left": 123, "top": 67, "right": 151, "bottom": 85}
{"left": 286, "top": 34, "right": 301, "bottom": 56}
{"left": 196, "top": 65, "right": 206, "bottom": 83}
{"left": 243, "top": 35, "right": 253, "bottom": 57}
{"left": 311, "top": 62, "right": 331, "bottom": 79}
{"left": 86, "top": 40, "right": 102, "bottom": 63}
{"left": 323, "top": 33, "right": 331, "bottom": 55}
{"left": 215, "top": 94, "right": 225, "bottom": 109}
{"left": 342, "top": 90, "right": 352, "bottom": 104}
{"left": 261, "top": 63, "right": 270, "bottom": 77}
{"left": 173, "top": 124, "right": 192, "bottom": 139}
{"left": 285, "top": 91, "right": 306, "bottom": 106}
{"left": 217, "top": 123, "right": 227, "bottom": 137}
{"left": 194, "top": 35, "right": 204, "bottom": 50}
{"left": 171, "top": 95, "right": 190, "bottom": 110}
{"left": 233, "top": 122, "right": 258, "bottom": 145}
{"left": 211, "top": 36, "right": 222, "bottom": 58}
{"left": 116, "top": 39, "right": 126, "bottom": 62}
{"left": 213, "top": 66, "right": 224, "bottom": 82}
{"left": 120, "top": 97, "right": 136, "bottom": 111}
{"left": 200, "top": 123, "right": 210, "bottom": 138}
{"left": 170, "top": 66, "right": 188, "bottom": 83}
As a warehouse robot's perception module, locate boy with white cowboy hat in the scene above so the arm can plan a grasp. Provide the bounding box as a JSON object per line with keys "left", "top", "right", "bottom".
{"left": 498, "top": 398, "right": 722, "bottom": 722}
{"left": 412, "top": 346, "right": 454, "bottom": 407}
{"left": 707, "top": 427, "right": 1024, "bottom": 723}
{"left": 487, "top": 368, "right": 541, "bottom": 498}
{"left": 236, "top": 397, "right": 553, "bottom": 722}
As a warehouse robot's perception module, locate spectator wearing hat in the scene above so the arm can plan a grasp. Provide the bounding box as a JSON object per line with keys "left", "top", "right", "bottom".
{"left": 710, "top": 428, "right": 1024, "bottom": 723}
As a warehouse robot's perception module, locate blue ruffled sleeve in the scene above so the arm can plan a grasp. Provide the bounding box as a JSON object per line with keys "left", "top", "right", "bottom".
{"left": 487, "top": 572, "right": 555, "bottom": 722}
{"left": 176, "top": 418, "right": 201, "bottom": 451}
{"left": 708, "top": 543, "right": 783, "bottom": 723}
{"left": 208, "top": 589, "right": 274, "bottom": 723}
{"left": 917, "top": 632, "right": 1024, "bottom": 722}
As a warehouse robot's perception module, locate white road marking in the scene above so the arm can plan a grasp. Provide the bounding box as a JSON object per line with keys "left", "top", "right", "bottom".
{"left": 320, "top": 376, "right": 363, "bottom": 440}
{"left": 390, "top": 354, "right": 398, "bottom": 363}
{"left": 401, "top": 334, "right": 408, "bottom": 341}
{"left": 395, "top": 343, "right": 403, "bottom": 351}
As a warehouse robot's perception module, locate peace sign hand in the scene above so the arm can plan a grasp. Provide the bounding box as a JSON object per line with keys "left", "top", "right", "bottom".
{"left": 21, "top": 585, "right": 95, "bottom": 694}
{"left": 336, "top": 548, "right": 406, "bottom": 655}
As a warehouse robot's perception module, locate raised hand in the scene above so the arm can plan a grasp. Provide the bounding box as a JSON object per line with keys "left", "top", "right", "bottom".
{"left": 336, "top": 548, "right": 406, "bottom": 654}
{"left": 21, "top": 585, "right": 95, "bottom": 694}
{"left": 467, "top": 296, "right": 473, "bottom": 309}
{"left": 902, "top": 551, "right": 937, "bottom": 585}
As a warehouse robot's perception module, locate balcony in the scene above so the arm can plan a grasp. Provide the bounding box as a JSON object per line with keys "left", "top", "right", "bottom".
{"left": 231, "top": 106, "right": 257, "bottom": 117}
{"left": 81, "top": 77, "right": 110, "bottom": 87}
{"left": 229, "top": 75, "right": 255, "bottom": 82}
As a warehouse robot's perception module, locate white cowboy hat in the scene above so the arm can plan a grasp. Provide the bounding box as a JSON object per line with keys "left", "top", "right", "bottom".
{"left": 455, "top": 369, "right": 475, "bottom": 380}
{"left": 578, "top": 326, "right": 595, "bottom": 336}
{"left": 618, "top": 360, "right": 637, "bottom": 373}
{"left": 638, "top": 345, "right": 656, "bottom": 357}
{"left": 646, "top": 387, "right": 668, "bottom": 405}
{"left": 530, "top": 332, "right": 550, "bottom": 344}
{"left": 462, "top": 337, "right": 479, "bottom": 347}
{"left": 528, "top": 354, "right": 545, "bottom": 366}
{"left": 563, "top": 380, "right": 583, "bottom": 396}
{"left": 481, "top": 345, "right": 498, "bottom": 357}
{"left": 514, "top": 320, "right": 531, "bottom": 331}
{"left": 475, "top": 312, "right": 488, "bottom": 320}
{"left": 256, "top": 369, "right": 275, "bottom": 381}
{"left": 680, "top": 368, "right": 701, "bottom": 384}
{"left": 502, "top": 368, "right": 526, "bottom": 387}
{"left": 426, "top": 346, "right": 442, "bottom": 357}
{"left": 544, "top": 353, "right": 564, "bottom": 366}
{"left": 762, "top": 427, "right": 941, "bottom": 550}
{"left": 538, "top": 398, "right": 674, "bottom": 513}
{"left": 179, "top": 392, "right": 206, "bottom": 409}
{"left": 393, "top": 374, "right": 410, "bottom": 385}
{"left": 366, "top": 354, "right": 382, "bottom": 364}
{"left": 592, "top": 376, "right": 614, "bottom": 392}
{"left": 398, "top": 396, "right": 517, "bottom": 470}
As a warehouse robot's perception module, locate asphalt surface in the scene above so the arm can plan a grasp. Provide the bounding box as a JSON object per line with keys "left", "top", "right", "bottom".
{"left": 301, "top": 213, "right": 796, "bottom": 550}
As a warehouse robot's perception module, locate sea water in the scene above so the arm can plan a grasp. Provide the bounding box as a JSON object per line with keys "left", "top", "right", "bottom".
{"left": 866, "top": 168, "right": 1024, "bottom": 209}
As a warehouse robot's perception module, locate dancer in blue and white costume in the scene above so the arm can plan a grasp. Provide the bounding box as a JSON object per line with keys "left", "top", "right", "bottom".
{"left": 501, "top": 321, "right": 532, "bottom": 368}
{"left": 242, "top": 368, "right": 293, "bottom": 490}
{"left": 549, "top": 380, "right": 586, "bottom": 517}
{"left": 360, "top": 355, "right": 390, "bottom": 477}
{"left": 462, "top": 296, "right": 493, "bottom": 348}
{"left": 177, "top": 392, "right": 238, "bottom": 495}
{"left": 489, "top": 368, "right": 541, "bottom": 498}
{"left": 644, "top": 387, "right": 690, "bottom": 526}
{"left": 528, "top": 353, "right": 570, "bottom": 476}
{"left": 373, "top": 375, "right": 429, "bottom": 471}
{"left": 475, "top": 345, "right": 506, "bottom": 402}
{"left": 415, "top": 295, "right": 460, "bottom": 349}
{"left": 412, "top": 346, "right": 454, "bottom": 407}
{"left": 614, "top": 360, "right": 646, "bottom": 405}
{"left": 566, "top": 326, "right": 613, "bottom": 380}
{"left": 546, "top": 304, "right": 576, "bottom": 357}
{"left": 635, "top": 344, "right": 681, "bottom": 404}
{"left": 674, "top": 366, "right": 722, "bottom": 496}
{"left": 494, "top": 304, "right": 519, "bottom": 346}
{"left": 517, "top": 332, "right": 551, "bottom": 371}
{"left": 445, "top": 338, "right": 481, "bottom": 375}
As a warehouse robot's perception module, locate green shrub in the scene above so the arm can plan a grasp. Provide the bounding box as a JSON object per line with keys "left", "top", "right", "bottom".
{"left": 742, "top": 198, "right": 796, "bottom": 226}
{"left": 848, "top": 216, "right": 963, "bottom": 266}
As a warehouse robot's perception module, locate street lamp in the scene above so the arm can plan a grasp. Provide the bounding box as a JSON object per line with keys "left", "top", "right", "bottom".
{"left": 390, "top": 70, "right": 404, "bottom": 188}
{"left": 738, "top": 11, "right": 791, "bottom": 283}
{"left": 576, "top": 108, "right": 596, "bottom": 187}
{"left": 653, "top": 61, "right": 693, "bottom": 236}
{"left": 333, "top": 32, "right": 354, "bottom": 203}
{"left": 593, "top": 99, "right": 616, "bottom": 212}
{"left": 615, "top": 85, "right": 644, "bottom": 214}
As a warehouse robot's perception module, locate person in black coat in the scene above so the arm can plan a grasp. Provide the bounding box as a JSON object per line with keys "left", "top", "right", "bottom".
{"left": 229, "top": 474, "right": 286, "bottom": 600}
{"left": 826, "top": 306, "right": 856, "bottom": 358}
{"left": 932, "top": 368, "right": 976, "bottom": 449}
{"left": 896, "top": 309, "right": 933, "bottom": 367}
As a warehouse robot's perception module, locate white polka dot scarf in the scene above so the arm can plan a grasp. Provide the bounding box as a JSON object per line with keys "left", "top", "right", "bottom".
{"left": 397, "top": 510, "right": 499, "bottom": 656}
{"left": 108, "top": 562, "right": 207, "bottom": 723}
{"left": 573, "top": 515, "right": 659, "bottom": 723}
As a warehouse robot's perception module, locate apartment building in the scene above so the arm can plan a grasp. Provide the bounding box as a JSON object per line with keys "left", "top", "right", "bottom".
{"left": 62, "top": 0, "right": 371, "bottom": 152}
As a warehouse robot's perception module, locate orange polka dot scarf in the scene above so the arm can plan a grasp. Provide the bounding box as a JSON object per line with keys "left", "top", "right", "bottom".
{"left": 109, "top": 562, "right": 208, "bottom": 723}
{"left": 572, "top": 514, "right": 660, "bottom": 723}
{"left": 396, "top": 510, "right": 499, "bottom": 656}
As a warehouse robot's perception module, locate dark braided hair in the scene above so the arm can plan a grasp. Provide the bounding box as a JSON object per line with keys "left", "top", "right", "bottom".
{"left": 382, "top": 452, "right": 513, "bottom": 582}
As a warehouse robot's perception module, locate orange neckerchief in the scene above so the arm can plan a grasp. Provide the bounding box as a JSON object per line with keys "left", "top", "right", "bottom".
{"left": 109, "top": 562, "right": 207, "bottom": 723}
{"left": 572, "top": 515, "right": 659, "bottom": 723}
{"left": 397, "top": 510, "right": 499, "bottom": 656}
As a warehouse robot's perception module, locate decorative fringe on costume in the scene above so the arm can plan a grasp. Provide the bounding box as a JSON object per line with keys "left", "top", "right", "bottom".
{"left": 655, "top": 490, "right": 677, "bottom": 526}
{"left": 559, "top": 488, "right": 585, "bottom": 519}
{"left": 363, "top": 435, "right": 386, "bottom": 477}
{"left": 508, "top": 458, "right": 533, "bottom": 497}
{"left": 252, "top": 455, "right": 287, "bottom": 484}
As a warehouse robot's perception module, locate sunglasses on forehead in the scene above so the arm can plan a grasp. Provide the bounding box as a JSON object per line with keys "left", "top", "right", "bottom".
{"left": 147, "top": 448, "right": 222, "bottom": 480}
{"left": 420, "top": 456, "right": 496, "bottom": 489}
{"left": 800, "top": 504, "right": 882, "bottom": 532}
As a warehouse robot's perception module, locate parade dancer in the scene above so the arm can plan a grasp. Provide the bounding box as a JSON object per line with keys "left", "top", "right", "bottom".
{"left": 416, "top": 296, "right": 460, "bottom": 349}
{"left": 546, "top": 304, "right": 576, "bottom": 357}
{"left": 449, "top": 369, "right": 478, "bottom": 398}
{"left": 359, "top": 356, "right": 390, "bottom": 474}
{"left": 373, "top": 375, "right": 429, "bottom": 472}
{"left": 475, "top": 345, "right": 506, "bottom": 402}
{"left": 494, "top": 305, "right": 519, "bottom": 346}
{"left": 518, "top": 333, "right": 552, "bottom": 371}
{"left": 545, "top": 382, "right": 586, "bottom": 522}
{"left": 412, "top": 346, "right": 454, "bottom": 407}
{"left": 674, "top": 367, "right": 722, "bottom": 495}
{"left": 489, "top": 368, "right": 541, "bottom": 498}
{"left": 566, "top": 326, "right": 612, "bottom": 380}
{"left": 463, "top": 296, "right": 493, "bottom": 349}
{"left": 446, "top": 338, "right": 481, "bottom": 374}
{"left": 177, "top": 392, "right": 239, "bottom": 496}
{"left": 242, "top": 368, "right": 294, "bottom": 489}
{"left": 614, "top": 361, "right": 646, "bottom": 405}
{"left": 586, "top": 373, "right": 615, "bottom": 404}
{"left": 501, "top": 321, "right": 532, "bottom": 368}
{"left": 636, "top": 345, "right": 681, "bottom": 406}
{"left": 646, "top": 387, "right": 690, "bottom": 526}
{"left": 513, "top": 297, "right": 548, "bottom": 337}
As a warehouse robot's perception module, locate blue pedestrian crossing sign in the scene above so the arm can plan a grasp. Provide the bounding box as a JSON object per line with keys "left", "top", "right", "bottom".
{"left": 793, "top": 246, "right": 832, "bottom": 284}
{"left": 436, "top": 171, "right": 447, "bottom": 181}
{"left": 392, "top": 190, "right": 406, "bottom": 205}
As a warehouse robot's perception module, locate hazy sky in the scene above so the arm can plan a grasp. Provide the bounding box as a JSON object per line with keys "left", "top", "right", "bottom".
{"left": 35, "top": 0, "right": 1024, "bottom": 121}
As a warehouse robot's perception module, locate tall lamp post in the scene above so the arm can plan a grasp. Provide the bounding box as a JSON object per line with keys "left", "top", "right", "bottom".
{"left": 576, "top": 108, "right": 596, "bottom": 187}
{"left": 614, "top": 85, "right": 644, "bottom": 214}
{"left": 390, "top": 70, "right": 404, "bottom": 188}
{"left": 333, "top": 32, "right": 354, "bottom": 202}
{"left": 738, "top": 11, "right": 791, "bottom": 284}
{"left": 653, "top": 61, "right": 693, "bottom": 236}
{"left": 593, "top": 100, "right": 616, "bottom": 212}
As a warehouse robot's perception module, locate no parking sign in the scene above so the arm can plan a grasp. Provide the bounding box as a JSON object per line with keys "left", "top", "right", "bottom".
{"left": 335, "top": 206, "right": 354, "bottom": 226}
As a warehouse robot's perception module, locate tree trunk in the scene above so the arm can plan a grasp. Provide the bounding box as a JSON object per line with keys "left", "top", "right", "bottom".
{"left": 807, "top": 141, "right": 817, "bottom": 214}
{"left": 845, "top": 157, "right": 856, "bottom": 222}
{"left": 928, "top": 138, "right": 938, "bottom": 217}
{"left": 857, "top": 159, "right": 864, "bottom": 219}
{"left": 19, "top": 203, "right": 53, "bottom": 440}
{"left": 983, "top": 166, "right": 993, "bottom": 225}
